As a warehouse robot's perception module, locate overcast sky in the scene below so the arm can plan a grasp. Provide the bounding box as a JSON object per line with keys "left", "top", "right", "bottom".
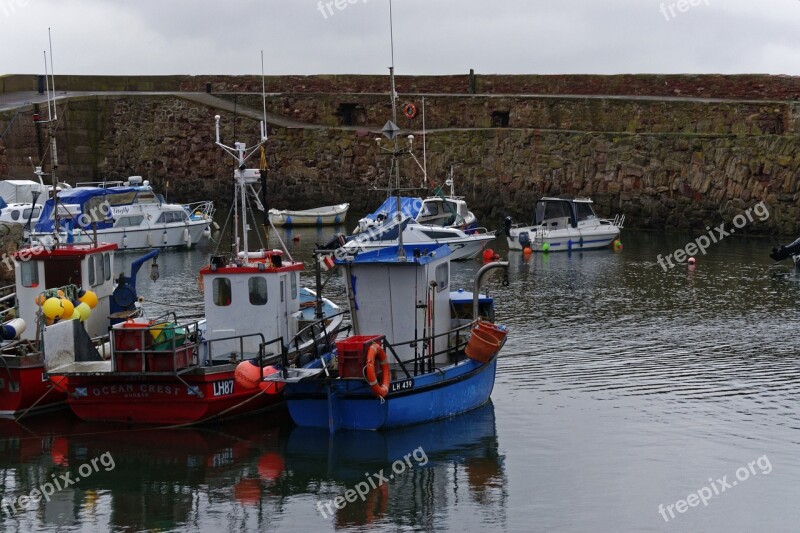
{"left": 2, "top": 0, "right": 800, "bottom": 77}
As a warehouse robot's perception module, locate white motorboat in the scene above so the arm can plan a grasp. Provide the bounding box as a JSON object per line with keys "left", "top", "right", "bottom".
{"left": 31, "top": 176, "right": 215, "bottom": 250}
{"left": 505, "top": 197, "right": 624, "bottom": 252}
{"left": 268, "top": 203, "right": 349, "bottom": 227}
{"left": 343, "top": 213, "right": 494, "bottom": 261}
{"left": 356, "top": 187, "right": 478, "bottom": 234}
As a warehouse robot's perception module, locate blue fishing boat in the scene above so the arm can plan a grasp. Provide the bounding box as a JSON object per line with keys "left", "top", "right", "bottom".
{"left": 269, "top": 243, "right": 509, "bottom": 432}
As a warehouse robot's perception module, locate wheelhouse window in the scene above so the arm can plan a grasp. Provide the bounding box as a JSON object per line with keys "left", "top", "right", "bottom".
{"left": 21, "top": 261, "right": 38, "bottom": 288}
{"left": 88, "top": 256, "right": 96, "bottom": 286}
{"left": 291, "top": 273, "right": 298, "bottom": 300}
{"left": 248, "top": 277, "right": 268, "bottom": 306}
{"left": 213, "top": 278, "right": 232, "bottom": 307}
{"left": 104, "top": 253, "right": 112, "bottom": 281}
{"left": 10, "top": 210, "right": 19, "bottom": 221}
{"left": 435, "top": 263, "right": 449, "bottom": 292}
{"left": 22, "top": 207, "right": 40, "bottom": 220}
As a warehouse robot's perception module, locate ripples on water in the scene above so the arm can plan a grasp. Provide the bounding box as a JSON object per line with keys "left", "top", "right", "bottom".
{"left": 2, "top": 228, "right": 800, "bottom": 532}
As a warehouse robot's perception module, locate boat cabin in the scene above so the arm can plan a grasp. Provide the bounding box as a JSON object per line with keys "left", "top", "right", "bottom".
{"left": 417, "top": 197, "right": 470, "bottom": 228}
{"left": 13, "top": 243, "right": 117, "bottom": 340}
{"left": 198, "top": 250, "right": 303, "bottom": 360}
{"left": 339, "top": 244, "right": 452, "bottom": 364}
{"left": 533, "top": 197, "right": 599, "bottom": 229}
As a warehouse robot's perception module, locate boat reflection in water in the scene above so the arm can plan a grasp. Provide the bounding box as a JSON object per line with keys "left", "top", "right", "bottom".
{"left": 0, "top": 402, "right": 503, "bottom": 531}
{"left": 282, "top": 401, "right": 507, "bottom": 530}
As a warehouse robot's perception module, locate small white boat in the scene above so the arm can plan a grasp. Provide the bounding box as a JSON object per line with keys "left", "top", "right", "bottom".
{"left": 505, "top": 197, "right": 624, "bottom": 252}
{"left": 268, "top": 203, "right": 349, "bottom": 227}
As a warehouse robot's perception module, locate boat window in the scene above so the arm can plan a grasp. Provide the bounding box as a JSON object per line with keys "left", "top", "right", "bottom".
{"left": 22, "top": 207, "right": 40, "bottom": 220}
{"left": 157, "top": 212, "right": 182, "bottom": 224}
{"left": 10, "top": 210, "right": 19, "bottom": 221}
{"left": 575, "top": 202, "right": 597, "bottom": 222}
{"left": 423, "top": 203, "right": 438, "bottom": 216}
{"left": 544, "top": 201, "right": 571, "bottom": 221}
{"left": 280, "top": 280, "right": 285, "bottom": 303}
{"left": 88, "top": 256, "right": 96, "bottom": 286}
{"left": 435, "top": 263, "right": 449, "bottom": 292}
{"left": 291, "top": 273, "right": 298, "bottom": 300}
{"left": 95, "top": 254, "right": 105, "bottom": 286}
{"left": 104, "top": 253, "right": 111, "bottom": 281}
{"left": 213, "top": 278, "right": 232, "bottom": 307}
{"left": 115, "top": 215, "right": 144, "bottom": 227}
{"left": 177, "top": 210, "right": 188, "bottom": 222}
{"left": 248, "top": 277, "right": 268, "bottom": 306}
{"left": 20, "top": 261, "right": 38, "bottom": 288}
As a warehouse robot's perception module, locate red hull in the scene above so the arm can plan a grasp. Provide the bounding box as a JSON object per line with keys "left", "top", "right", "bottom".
{"left": 64, "top": 370, "right": 284, "bottom": 425}
{"left": 0, "top": 362, "right": 67, "bottom": 417}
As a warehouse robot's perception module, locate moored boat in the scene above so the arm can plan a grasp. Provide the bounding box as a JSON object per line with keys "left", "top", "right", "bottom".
{"left": 31, "top": 176, "right": 215, "bottom": 251}
{"left": 269, "top": 244, "right": 509, "bottom": 431}
{"left": 268, "top": 203, "right": 349, "bottom": 227}
{"left": 505, "top": 197, "right": 624, "bottom": 252}
{"left": 1, "top": 241, "right": 155, "bottom": 418}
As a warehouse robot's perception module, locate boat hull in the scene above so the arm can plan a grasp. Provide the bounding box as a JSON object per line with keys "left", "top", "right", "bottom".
{"left": 351, "top": 233, "right": 495, "bottom": 261}
{"left": 0, "top": 360, "right": 67, "bottom": 418}
{"left": 285, "top": 356, "right": 498, "bottom": 431}
{"left": 32, "top": 219, "right": 211, "bottom": 251}
{"left": 269, "top": 204, "right": 349, "bottom": 227}
{"left": 62, "top": 369, "right": 283, "bottom": 425}
{"left": 507, "top": 225, "right": 621, "bottom": 252}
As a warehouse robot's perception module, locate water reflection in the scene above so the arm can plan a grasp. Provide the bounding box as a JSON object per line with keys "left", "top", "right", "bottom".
{"left": 0, "top": 403, "right": 504, "bottom": 532}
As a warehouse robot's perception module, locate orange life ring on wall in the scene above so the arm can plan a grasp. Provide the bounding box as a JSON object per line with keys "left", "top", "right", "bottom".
{"left": 364, "top": 343, "right": 390, "bottom": 398}
{"left": 402, "top": 102, "right": 417, "bottom": 120}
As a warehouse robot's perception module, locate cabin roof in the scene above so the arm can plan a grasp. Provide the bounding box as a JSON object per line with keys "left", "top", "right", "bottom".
{"left": 13, "top": 242, "right": 118, "bottom": 259}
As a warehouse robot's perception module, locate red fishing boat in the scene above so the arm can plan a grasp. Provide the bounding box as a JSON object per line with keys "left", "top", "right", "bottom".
{"left": 43, "top": 114, "right": 345, "bottom": 425}
{"left": 1, "top": 240, "right": 158, "bottom": 418}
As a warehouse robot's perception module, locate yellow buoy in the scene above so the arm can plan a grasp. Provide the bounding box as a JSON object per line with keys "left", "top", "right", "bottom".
{"left": 79, "top": 290, "right": 99, "bottom": 309}
{"left": 60, "top": 298, "right": 75, "bottom": 320}
{"left": 42, "top": 298, "right": 64, "bottom": 320}
{"left": 75, "top": 302, "right": 92, "bottom": 322}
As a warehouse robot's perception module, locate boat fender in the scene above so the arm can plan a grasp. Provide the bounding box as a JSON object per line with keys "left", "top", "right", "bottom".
{"left": 364, "top": 342, "right": 390, "bottom": 399}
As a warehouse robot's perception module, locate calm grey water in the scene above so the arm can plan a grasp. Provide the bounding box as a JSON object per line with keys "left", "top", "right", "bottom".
{"left": 2, "top": 226, "right": 800, "bottom": 532}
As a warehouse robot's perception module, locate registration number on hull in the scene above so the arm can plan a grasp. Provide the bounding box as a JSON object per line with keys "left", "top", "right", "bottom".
{"left": 389, "top": 379, "right": 414, "bottom": 393}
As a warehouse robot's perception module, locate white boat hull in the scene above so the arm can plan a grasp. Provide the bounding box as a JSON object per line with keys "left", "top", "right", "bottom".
{"left": 507, "top": 224, "right": 620, "bottom": 252}
{"left": 33, "top": 219, "right": 211, "bottom": 250}
{"left": 268, "top": 203, "right": 349, "bottom": 227}
{"left": 347, "top": 225, "right": 495, "bottom": 261}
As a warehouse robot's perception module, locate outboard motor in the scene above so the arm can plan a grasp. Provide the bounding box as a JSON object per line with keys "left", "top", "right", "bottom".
{"left": 503, "top": 216, "right": 513, "bottom": 237}
{"left": 518, "top": 231, "right": 531, "bottom": 248}
{"left": 769, "top": 237, "right": 800, "bottom": 262}
{"left": 318, "top": 233, "right": 347, "bottom": 251}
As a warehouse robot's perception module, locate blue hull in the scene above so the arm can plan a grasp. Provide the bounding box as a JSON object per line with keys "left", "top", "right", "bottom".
{"left": 285, "top": 356, "right": 498, "bottom": 432}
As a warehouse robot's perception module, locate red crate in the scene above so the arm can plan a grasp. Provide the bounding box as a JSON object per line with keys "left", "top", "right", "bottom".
{"left": 113, "top": 319, "right": 154, "bottom": 351}
{"left": 336, "top": 335, "right": 384, "bottom": 379}
{"left": 115, "top": 353, "right": 145, "bottom": 372}
{"left": 146, "top": 346, "right": 194, "bottom": 372}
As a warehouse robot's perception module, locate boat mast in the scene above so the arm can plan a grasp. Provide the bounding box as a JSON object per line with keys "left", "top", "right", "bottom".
{"left": 388, "top": 0, "right": 405, "bottom": 259}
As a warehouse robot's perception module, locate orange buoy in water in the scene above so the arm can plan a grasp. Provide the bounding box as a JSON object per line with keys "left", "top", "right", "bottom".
{"left": 258, "top": 452, "right": 285, "bottom": 482}
{"left": 482, "top": 249, "right": 495, "bottom": 262}
{"left": 523, "top": 247, "right": 532, "bottom": 255}
{"left": 292, "top": 235, "right": 300, "bottom": 242}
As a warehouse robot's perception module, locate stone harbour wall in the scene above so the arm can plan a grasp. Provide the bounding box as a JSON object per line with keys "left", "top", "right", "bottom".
{"left": 0, "top": 74, "right": 799, "bottom": 236}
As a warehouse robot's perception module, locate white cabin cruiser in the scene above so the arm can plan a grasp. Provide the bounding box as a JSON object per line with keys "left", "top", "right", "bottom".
{"left": 505, "top": 197, "right": 624, "bottom": 252}
{"left": 342, "top": 211, "right": 494, "bottom": 261}
{"left": 31, "top": 176, "right": 215, "bottom": 250}
{"left": 356, "top": 193, "right": 477, "bottom": 234}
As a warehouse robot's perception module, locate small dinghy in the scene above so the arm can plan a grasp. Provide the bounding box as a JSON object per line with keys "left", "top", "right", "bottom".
{"left": 268, "top": 203, "right": 349, "bottom": 227}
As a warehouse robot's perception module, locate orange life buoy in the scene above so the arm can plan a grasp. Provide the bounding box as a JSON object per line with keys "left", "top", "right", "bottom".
{"left": 402, "top": 102, "right": 417, "bottom": 120}
{"left": 364, "top": 343, "right": 390, "bottom": 398}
